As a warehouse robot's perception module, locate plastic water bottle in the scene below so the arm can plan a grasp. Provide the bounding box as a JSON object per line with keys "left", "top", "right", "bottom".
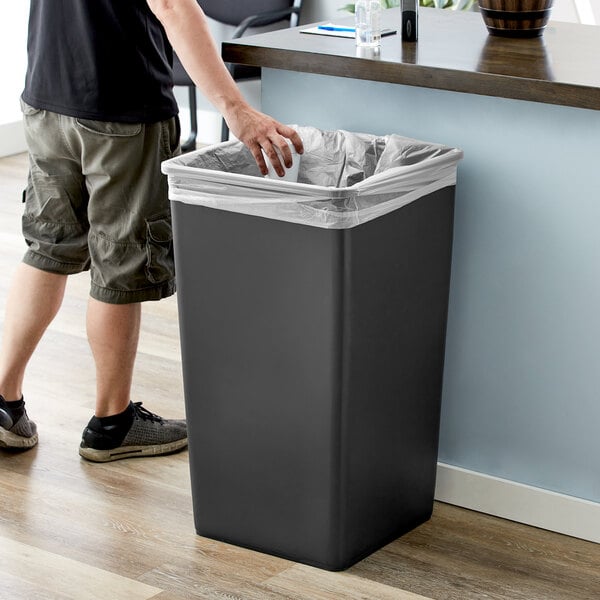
{"left": 355, "top": 0, "right": 382, "bottom": 48}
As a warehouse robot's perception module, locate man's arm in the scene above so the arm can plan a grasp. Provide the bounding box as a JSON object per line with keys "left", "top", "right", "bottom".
{"left": 146, "top": 0, "right": 303, "bottom": 175}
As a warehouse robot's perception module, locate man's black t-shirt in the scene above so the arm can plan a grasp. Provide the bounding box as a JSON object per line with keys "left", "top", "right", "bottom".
{"left": 22, "top": 0, "right": 178, "bottom": 123}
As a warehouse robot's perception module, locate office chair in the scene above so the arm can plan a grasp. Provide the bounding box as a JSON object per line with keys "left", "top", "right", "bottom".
{"left": 172, "top": 0, "right": 303, "bottom": 152}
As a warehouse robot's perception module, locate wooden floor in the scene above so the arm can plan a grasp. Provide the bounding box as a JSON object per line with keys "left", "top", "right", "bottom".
{"left": 1, "top": 152, "right": 599, "bottom": 600}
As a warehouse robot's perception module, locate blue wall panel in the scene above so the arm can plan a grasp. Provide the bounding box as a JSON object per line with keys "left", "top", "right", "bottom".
{"left": 262, "top": 68, "right": 600, "bottom": 503}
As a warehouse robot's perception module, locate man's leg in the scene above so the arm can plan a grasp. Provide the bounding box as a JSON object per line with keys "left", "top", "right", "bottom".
{"left": 79, "top": 297, "right": 187, "bottom": 463}
{"left": 76, "top": 115, "right": 186, "bottom": 462}
{"left": 86, "top": 298, "right": 140, "bottom": 418}
{"left": 0, "top": 263, "right": 67, "bottom": 400}
{"left": 0, "top": 263, "right": 67, "bottom": 448}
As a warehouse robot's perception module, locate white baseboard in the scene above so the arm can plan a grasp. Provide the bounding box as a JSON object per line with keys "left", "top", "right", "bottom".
{"left": 0, "top": 120, "right": 26, "bottom": 157}
{"left": 435, "top": 462, "right": 600, "bottom": 544}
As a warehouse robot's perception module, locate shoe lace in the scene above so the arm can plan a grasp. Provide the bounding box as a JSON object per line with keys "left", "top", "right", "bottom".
{"left": 132, "top": 402, "right": 164, "bottom": 424}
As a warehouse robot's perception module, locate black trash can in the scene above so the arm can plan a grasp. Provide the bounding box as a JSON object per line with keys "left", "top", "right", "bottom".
{"left": 162, "top": 127, "right": 463, "bottom": 571}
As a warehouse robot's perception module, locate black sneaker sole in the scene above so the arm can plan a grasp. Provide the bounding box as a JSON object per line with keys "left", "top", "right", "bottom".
{"left": 0, "top": 426, "right": 39, "bottom": 449}
{"left": 78, "top": 437, "right": 188, "bottom": 462}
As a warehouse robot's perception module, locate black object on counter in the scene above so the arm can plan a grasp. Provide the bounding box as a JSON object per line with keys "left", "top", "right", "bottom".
{"left": 402, "top": 0, "right": 418, "bottom": 41}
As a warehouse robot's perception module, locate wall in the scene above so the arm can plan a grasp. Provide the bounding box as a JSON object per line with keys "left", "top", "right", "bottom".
{"left": 0, "top": 5, "right": 28, "bottom": 157}
{"left": 302, "top": 0, "right": 350, "bottom": 23}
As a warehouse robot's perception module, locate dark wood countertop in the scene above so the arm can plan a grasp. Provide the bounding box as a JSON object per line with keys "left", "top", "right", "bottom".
{"left": 222, "top": 7, "right": 600, "bottom": 111}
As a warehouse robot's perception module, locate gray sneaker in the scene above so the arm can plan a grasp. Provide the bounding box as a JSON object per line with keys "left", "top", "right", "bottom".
{"left": 79, "top": 402, "right": 187, "bottom": 462}
{"left": 0, "top": 395, "right": 39, "bottom": 449}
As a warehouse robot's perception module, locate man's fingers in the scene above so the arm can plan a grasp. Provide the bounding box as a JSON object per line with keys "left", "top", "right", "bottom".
{"left": 261, "top": 141, "right": 286, "bottom": 177}
{"left": 250, "top": 143, "right": 269, "bottom": 176}
{"left": 279, "top": 127, "right": 304, "bottom": 156}
{"left": 272, "top": 136, "right": 293, "bottom": 169}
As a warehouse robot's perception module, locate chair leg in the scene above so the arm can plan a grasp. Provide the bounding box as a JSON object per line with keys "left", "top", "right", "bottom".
{"left": 221, "top": 118, "right": 230, "bottom": 143}
{"left": 181, "top": 86, "right": 198, "bottom": 153}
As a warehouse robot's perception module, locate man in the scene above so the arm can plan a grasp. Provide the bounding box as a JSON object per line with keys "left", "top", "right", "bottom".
{"left": 0, "top": 0, "right": 303, "bottom": 461}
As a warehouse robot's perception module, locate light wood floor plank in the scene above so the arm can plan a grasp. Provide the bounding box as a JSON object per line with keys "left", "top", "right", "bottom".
{"left": 264, "top": 564, "right": 431, "bottom": 599}
{"left": 1, "top": 152, "right": 599, "bottom": 600}
{"left": 139, "top": 555, "right": 295, "bottom": 600}
{"left": 0, "top": 537, "right": 162, "bottom": 600}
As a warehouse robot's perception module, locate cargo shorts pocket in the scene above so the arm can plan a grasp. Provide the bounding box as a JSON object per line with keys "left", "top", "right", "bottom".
{"left": 145, "top": 216, "right": 174, "bottom": 285}
{"left": 22, "top": 173, "right": 88, "bottom": 256}
{"left": 75, "top": 119, "right": 142, "bottom": 137}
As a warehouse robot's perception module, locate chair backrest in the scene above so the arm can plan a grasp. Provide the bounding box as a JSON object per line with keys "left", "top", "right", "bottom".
{"left": 200, "top": 0, "right": 298, "bottom": 27}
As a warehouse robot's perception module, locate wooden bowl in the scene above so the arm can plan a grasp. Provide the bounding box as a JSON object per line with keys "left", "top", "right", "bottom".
{"left": 478, "top": 0, "right": 554, "bottom": 37}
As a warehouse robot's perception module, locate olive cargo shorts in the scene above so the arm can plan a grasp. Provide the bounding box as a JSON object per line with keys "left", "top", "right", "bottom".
{"left": 20, "top": 100, "right": 180, "bottom": 304}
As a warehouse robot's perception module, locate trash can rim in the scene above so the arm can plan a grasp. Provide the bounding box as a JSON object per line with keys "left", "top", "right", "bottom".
{"left": 161, "top": 146, "right": 463, "bottom": 195}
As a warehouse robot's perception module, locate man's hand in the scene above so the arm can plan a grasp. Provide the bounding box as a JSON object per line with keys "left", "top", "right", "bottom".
{"left": 225, "top": 103, "right": 303, "bottom": 177}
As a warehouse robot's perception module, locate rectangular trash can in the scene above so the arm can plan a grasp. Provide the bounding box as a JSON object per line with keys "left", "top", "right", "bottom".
{"left": 162, "top": 127, "right": 463, "bottom": 571}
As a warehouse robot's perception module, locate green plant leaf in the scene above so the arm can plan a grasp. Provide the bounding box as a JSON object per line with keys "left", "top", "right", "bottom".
{"left": 340, "top": 0, "right": 475, "bottom": 11}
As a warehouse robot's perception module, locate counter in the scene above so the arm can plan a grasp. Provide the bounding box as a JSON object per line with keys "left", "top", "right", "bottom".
{"left": 223, "top": 8, "right": 600, "bottom": 110}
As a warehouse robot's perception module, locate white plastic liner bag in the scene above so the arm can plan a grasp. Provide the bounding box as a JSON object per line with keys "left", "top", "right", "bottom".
{"left": 162, "top": 126, "right": 463, "bottom": 230}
